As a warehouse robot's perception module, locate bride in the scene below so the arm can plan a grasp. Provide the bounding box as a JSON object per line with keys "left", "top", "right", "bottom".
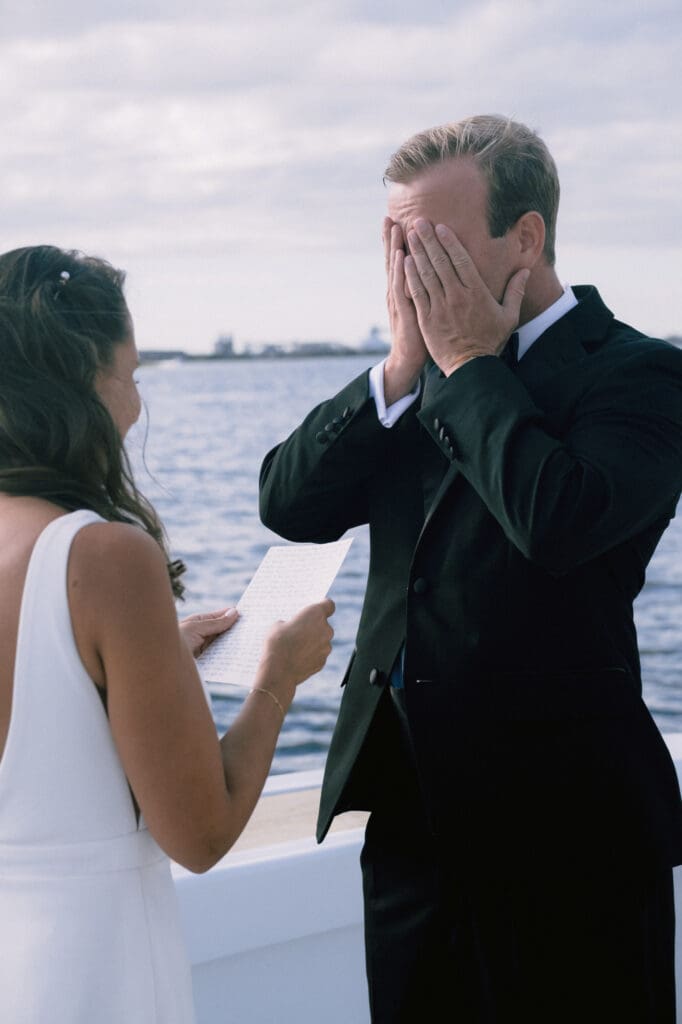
{"left": 0, "top": 244, "right": 335, "bottom": 1023}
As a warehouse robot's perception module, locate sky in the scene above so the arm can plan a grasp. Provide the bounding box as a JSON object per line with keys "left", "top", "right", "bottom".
{"left": 1, "top": 0, "right": 680, "bottom": 352}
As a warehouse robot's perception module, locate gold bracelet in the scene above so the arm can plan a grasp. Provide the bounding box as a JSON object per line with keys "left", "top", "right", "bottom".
{"left": 250, "top": 686, "right": 286, "bottom": 723}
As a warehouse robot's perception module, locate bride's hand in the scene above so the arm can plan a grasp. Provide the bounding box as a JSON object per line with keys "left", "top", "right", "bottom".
{"left": 259, "top": 599, "right": 335, "bottom": 700}
{"left": 179, "top": 607, "right": 239, "bottom": 658}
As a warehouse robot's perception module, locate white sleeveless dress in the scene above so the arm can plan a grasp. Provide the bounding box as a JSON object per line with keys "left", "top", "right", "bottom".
{"left": 0, "top": 510, "right": 196, "bottom": 1023}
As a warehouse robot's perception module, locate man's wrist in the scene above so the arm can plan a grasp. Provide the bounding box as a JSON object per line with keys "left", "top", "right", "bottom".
{"left": 370, "top": 361, "right": 420, "bottom": 428}
{"left": 384, "top": 354, "right": 425, "bottom": 405}
{"left": 441, "top": 349, "right": 490, "bottom": 377}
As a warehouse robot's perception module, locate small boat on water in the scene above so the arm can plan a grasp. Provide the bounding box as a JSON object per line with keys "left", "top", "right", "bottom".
{"left": 174, "top": 735, "right": 682, "bottom": 1023}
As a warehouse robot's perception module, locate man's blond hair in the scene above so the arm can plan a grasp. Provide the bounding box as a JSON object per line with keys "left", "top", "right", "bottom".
{"left": 384, "top": 115, "right": 560, "bottom": 265}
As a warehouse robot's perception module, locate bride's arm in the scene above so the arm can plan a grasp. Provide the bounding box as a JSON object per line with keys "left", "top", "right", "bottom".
{"left": 69, "top": 522, "right": 333, "bottom": 873}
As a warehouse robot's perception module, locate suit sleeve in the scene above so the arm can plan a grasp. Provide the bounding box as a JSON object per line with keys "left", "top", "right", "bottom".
{"left": 259, "top": 370, "right": 399, "bottom": 543}
{"left": 419, "top": 343, "right": 682, "bottom": 575}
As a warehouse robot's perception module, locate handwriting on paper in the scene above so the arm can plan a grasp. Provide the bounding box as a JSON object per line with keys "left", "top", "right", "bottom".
{"left": 198, "top": 538, "right": 353, "bottom": 688}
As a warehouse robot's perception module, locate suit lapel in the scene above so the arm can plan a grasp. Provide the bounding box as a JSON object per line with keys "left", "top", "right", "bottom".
{"left": 515, "top": 285, "right": 614, "bottom": 392}
{"left": 419, "top": 459, "right": 461, "bottom": 535}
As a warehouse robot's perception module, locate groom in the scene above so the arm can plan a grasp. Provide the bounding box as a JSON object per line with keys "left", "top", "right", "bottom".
{"left": 259, "top": 115, "right": 682, "bottom": 1022}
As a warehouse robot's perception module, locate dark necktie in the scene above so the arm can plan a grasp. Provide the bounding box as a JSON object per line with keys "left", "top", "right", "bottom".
{"left": 500, "top": 331, "right": 519, "bottom": 368}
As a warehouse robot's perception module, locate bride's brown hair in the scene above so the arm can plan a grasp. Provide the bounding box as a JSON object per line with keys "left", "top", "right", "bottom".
{"left": 0, "top": 245, "right": 185, "bottom": 598}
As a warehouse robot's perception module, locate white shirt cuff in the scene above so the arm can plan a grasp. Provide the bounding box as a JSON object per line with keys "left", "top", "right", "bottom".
{"left": 369, "top": 360, "right": 421, "bottom": 428}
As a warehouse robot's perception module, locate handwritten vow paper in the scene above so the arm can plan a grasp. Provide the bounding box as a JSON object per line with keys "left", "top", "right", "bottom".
{"left": 198, "top": 538, "right": 353, "bottom": 688}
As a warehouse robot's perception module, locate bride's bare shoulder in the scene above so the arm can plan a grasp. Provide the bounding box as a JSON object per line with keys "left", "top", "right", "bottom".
{"left": 68, "top": 520, "right": 178, "bottom": 676}
{"left": 70, "top": 520, "right": 168, "bottom": 594}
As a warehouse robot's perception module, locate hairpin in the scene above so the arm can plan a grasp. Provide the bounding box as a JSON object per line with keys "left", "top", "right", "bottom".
{"left": 59, "top": 271, "right": 71, "bottom": 285}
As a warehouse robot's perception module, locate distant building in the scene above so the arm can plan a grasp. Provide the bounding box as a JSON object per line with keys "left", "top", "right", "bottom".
{"left": 289, "top": 340, "right": 349, "bottom": 356}
{"left": 259, "top": 343, "right": 289, "bottom": 357}
{"left": 214, "top": 334, "right": 235, "bottom": 357}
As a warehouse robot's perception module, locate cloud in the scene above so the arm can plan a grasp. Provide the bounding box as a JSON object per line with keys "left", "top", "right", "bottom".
{"left": 0, "top": 0, "right": 680, "bottom": 346}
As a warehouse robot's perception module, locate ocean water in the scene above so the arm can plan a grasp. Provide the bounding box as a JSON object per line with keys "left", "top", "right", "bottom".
{"left": 128, "top": 355, "right": 682, "bottom": 774}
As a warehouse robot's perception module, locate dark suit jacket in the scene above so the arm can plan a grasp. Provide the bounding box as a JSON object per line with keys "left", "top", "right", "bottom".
{"left": 259, "top": 286, "right": 682, "bottom": 877}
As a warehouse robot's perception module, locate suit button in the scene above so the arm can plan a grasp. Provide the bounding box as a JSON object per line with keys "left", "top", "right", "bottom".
{"left": 369, "top": 668, "right": 383, "bottom": 686}
{"left": 433, "top": 417, "right": 440, "bottom": 431}
{"left": 325, "top": 422, "right": 336, "bottom": 433}
{"left": 412, "top": 577, "right": 429, "bottom": 594}
{"left": 342, "top": 406, "right": 351, "bottom": 419}
{"left": 315, "top": 431, "right": 329, "bottom": 444}
{"left": 438, "top": 426, "right": 446, "bottom": 441}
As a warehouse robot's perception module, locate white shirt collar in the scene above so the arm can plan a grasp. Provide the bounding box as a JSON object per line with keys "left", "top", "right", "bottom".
{"left": 517, "top": 285, "right": 578, "bottom": 360}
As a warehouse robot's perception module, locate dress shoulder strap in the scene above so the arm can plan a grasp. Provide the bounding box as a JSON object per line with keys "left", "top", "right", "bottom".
{"left": 14, "top": 508, "right": 104, "bottom": 685}
{"left": 0, "top": 509, "right": 140, "bottom": 844}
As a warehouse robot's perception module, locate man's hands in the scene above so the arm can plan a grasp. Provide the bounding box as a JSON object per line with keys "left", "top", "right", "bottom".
{"left": 382, "top": 217, "right": 429, "bottom": 405}
{"left": 403, "top": 219, "right": 530, "bottom": 376}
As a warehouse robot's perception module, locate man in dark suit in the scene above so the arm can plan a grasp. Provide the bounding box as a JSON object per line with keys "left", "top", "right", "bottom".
{"left": 259, "top": 115, "right": 682, "bottom": 1022}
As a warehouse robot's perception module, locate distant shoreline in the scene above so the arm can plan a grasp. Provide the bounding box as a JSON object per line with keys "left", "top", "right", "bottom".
{"left": 140, "top": 335, "right": 681, "bottom": 366}
{"left": 139, "top": 348, "right": 390, "bottom": 365}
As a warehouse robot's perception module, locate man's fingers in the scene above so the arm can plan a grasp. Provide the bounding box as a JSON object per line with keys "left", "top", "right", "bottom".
{"left": 403, "top": 254, "right": 429, "bottom": 314}
{"left": 393, "top": 246, "right": 407, "bottom": 298}
{"left": 502, "top": 268, "right": 531, "bottom": 324}
{"left": 434, "top": 223, "right": 479, "bottom": 287}
{"left": 388, "top": 223, "right": 405, "bottom": 295}
{"left": 393, "top": 247, "right": 417, "bottom": 308}
{"left": 384, "top": 219, "right": 402, "bottom": 281}
{"left": 412, "top": 219, "right": 459, "bottom": 291}
{"left": 406, "top": 229, "right": 445, "bottom": 299}
{"left": 382, "top": 217, "right": 393, "bottom": 276}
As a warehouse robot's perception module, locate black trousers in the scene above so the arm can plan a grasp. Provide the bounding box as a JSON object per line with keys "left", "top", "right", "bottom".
{"left": 361, "top": 782, "right": 676, "bottom": 1023}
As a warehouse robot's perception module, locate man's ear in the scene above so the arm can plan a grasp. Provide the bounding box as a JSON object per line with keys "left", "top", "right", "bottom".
{"left": 514, "top": 211, "right": 546, "bottom": 268}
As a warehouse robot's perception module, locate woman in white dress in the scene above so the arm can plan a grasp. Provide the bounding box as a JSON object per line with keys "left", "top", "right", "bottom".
{"left": 0, "top": 245, "right": 335, "bottom": 1023}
